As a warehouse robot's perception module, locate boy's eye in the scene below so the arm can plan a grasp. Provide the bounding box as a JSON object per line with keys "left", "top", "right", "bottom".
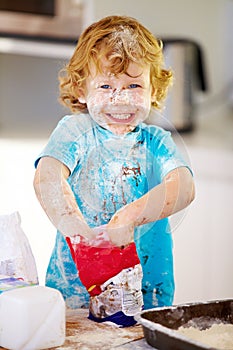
{"left": 100, "top": 84, "right": 111, "bottom": 89}
{"left": 128, "top": 84, "right": 140, "bottom": 89}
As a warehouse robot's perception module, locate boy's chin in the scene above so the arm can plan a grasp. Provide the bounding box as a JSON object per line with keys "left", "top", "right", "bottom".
{"left": 92, "top": 114, "right": 148, "bottom": 134}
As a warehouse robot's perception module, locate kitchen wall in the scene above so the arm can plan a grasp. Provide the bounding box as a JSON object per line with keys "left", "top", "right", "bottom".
{"left": 0, "top": 53, "right": 66, "bottom": 137}
{"left": 0, "top": 0, "right": 232, "bottom": 304}
{"left": 1, "top": 53, "right": 72, "bottom": 140}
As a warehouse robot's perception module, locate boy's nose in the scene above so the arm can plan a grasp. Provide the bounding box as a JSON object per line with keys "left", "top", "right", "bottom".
{"left": 110, "top": 88, "right": 129, "bottom": 104}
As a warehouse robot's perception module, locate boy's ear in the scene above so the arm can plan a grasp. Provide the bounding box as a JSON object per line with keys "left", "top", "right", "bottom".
{"left": 76, "top": 88, "right": 86, "bottom": 104}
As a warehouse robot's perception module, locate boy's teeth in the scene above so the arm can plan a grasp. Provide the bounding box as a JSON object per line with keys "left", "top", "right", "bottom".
{"left": 111, "top": 114, "right": 131, "bottom": 120}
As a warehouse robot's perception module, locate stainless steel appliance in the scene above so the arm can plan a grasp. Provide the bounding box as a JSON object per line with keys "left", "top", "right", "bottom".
{"left": 147, "top": 39, "right": 208, "bottom": 132}
{"left": 0, "top": 0, "right": 84, "bottom": 41}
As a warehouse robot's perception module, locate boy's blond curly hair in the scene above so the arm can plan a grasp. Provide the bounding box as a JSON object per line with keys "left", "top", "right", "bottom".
{"left": 59, "top": 15, "right": 173, "bottom": 113}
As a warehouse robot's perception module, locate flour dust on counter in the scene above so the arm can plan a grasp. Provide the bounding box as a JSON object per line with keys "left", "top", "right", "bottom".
{"left": 54, "top": 308, "right": 144, "bottom": 350}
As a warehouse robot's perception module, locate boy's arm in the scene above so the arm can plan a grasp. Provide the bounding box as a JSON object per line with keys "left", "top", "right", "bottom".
{"left": 106, "top": 167, "right": 195, "bottom": 246}
{"left": 33, "top": 156, "right": 94, "bottom": 241}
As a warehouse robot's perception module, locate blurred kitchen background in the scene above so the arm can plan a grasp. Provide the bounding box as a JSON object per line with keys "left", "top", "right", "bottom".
{"left": 0, "top": 0, "right": 232, "bottom": 305}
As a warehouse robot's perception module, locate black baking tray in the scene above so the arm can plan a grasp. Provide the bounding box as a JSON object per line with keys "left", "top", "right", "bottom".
{"left": 136, "top": 299, "right": 233, "bottom": 350}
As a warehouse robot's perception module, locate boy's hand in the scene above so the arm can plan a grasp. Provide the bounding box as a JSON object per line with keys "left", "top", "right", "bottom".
{"left": 106, "top": 207, "right": 135, "bottom": 247}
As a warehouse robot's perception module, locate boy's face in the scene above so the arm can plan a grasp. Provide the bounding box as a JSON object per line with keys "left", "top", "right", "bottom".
{"left": 81, "top": 58, "right": 153, "bottom": 135}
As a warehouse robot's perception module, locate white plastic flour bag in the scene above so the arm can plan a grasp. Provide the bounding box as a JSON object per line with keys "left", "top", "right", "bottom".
{"left": 0, "top": 212, "right": 38, "bottom": 284}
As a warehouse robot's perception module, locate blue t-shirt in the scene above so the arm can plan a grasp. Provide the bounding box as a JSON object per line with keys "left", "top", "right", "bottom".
{"left": 35, "top": 113, "right": 190, "bottom": 309}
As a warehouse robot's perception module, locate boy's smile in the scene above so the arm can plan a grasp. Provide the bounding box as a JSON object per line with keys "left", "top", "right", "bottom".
{"left": 81, "top": 59, "right": 153, "bottom": 135}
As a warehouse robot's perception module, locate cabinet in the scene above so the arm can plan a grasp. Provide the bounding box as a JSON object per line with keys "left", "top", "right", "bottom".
{"left": 173, "top": 146, "right": 233, "bottom": 304}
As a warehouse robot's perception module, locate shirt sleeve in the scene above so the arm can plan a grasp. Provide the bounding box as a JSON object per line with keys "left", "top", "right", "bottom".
{"left": 148, "top": 125, "right": 193, "bottom": 181}
{"left": 34, "top": 114, "right": 90, "bottom": 173}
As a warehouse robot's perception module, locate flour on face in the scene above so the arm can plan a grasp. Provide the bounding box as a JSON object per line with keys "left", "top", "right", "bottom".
{"left": 84, "top": 60, "right": 152, "bottom": 135}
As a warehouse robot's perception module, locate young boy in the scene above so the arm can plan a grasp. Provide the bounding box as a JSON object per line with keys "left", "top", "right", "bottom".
{"left": 34, "top": 15, "right": 195, "bottom": 312}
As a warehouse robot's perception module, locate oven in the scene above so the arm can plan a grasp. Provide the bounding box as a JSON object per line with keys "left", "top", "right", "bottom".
{"left": 0, "top": 0, "right": 86, "bottom": 42}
